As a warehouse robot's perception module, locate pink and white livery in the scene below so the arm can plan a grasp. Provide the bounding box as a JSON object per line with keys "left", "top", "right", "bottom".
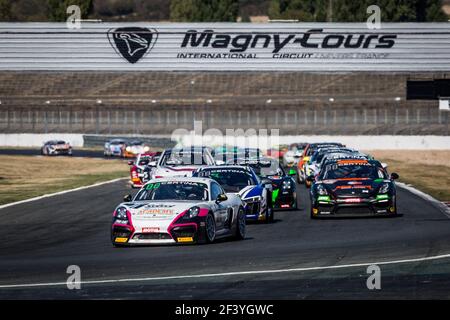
{"left": 150, "top": 147, "right": 215, "bottom": 179}
{"left": 111, "top": 176, "right": 246, "bottom": 246}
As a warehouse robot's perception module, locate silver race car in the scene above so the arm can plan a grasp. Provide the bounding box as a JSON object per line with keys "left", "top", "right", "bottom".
{"left": 111, "top": 177, "right": 246, "bottom": 246}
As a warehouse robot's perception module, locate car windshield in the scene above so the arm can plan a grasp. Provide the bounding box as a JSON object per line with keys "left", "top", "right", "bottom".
{"left": 111, "top": 140, "right": 125, "bottom": 145}
{"left": 239, "top": 149, "right": 262, "bottom": 158}
{"left": 197, "top": 169, "right": 256, "bottom": 192}
{"left": 160, "top": 150, "right": 213, "bottom": 166}
{"left": 137, "top": 155, "right": 153, "bottom": 165}
{"left": 134, "top": 181, "right": 209, "bottom": 201}
{"left": 322, "top": 163, "right": 385, "bottom": 180}
{"left": 244, "top": 159, "right": 284, "bottom": 177}
{"left": 214, "top": 152, "right": 241, "bottom": 162}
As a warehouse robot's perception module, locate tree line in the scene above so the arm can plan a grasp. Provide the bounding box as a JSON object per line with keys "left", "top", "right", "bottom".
{"left": 0, "top": 0, "right": 447, "bottom": 22}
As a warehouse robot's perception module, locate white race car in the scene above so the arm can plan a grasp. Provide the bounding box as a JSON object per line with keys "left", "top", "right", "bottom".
{"left": 150, "top": 146, "right": 215, "bottom": 179}
{"left": 111, "top": 177, "right": 246, "bottom": 245}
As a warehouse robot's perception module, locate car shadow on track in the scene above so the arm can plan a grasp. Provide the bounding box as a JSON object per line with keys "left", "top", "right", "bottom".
{"left": 312, "top": 213, "right": 404, "bottom": 220}
{"left": 111, "top": 235, "right": 257, "bottom": 248}
{"left": 246, "top": 218, "right": 283, "bottom": 225}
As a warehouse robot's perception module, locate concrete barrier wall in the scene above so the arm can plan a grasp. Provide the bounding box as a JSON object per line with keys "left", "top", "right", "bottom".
{"left": 0, "top": 134, "right": 85, "bottom": 147}
{"left": 83, "top": 135, "right": 176, "bottom": 148}
{"left": 1, "top": 133, "right": 448, "bottom": 150}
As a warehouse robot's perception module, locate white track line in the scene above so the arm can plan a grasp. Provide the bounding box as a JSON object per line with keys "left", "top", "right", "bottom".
{"left": 1, "top": 253, "right": 450, "bottom": 289}
{"left": 0, "top": 177, "right": 127, "bottom": 210}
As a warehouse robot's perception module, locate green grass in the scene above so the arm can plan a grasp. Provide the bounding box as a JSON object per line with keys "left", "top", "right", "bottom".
{"left": 379, "top": 159, "right": 450, "bottom": 201}
{"left": 0, "top": 171, "right": 126, "bottom": 206}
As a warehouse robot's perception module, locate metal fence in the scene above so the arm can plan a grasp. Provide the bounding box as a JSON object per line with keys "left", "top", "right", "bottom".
{"left": 0, "top": 103, "right": 448, "bottom": 135}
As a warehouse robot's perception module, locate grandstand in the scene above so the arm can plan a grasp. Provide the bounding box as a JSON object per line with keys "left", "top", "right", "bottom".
{"left": 0, "top": 22, "right": 449, "bottom": 136}
{"left": 0, "top": 71, "right": 448, "bottom": 135}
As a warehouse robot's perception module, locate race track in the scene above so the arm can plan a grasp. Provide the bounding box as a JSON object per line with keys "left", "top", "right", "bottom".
{"left": 0, "top": 179, "right": 450, "bottom": 299}
{"left": 0, "top": 148, "right": 104, "bottom": 158}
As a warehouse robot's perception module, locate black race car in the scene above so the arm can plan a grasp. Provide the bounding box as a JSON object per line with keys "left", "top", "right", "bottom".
{"left": 236, "top": 157, "right": 298, "bottom": 210}
{"left": 309, "top": 158, "right": 399, "bottom": 218}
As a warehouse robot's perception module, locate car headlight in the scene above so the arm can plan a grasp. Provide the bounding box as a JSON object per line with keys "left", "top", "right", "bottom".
{"left": 114, "top": 206, "right": 129, "bottom": 224}
{"left": 317, "top": 184, "right": 328, "bottom": 196}
{"left": 126, "top": 146, "right": 131, "bottom": 152}
{"left": 184, "top": 206, "right": 200, "bottom": 219}
{"left": 144, "top": 146, "right": 150, "bottom": 152}
{"left": 282, "top": 180, "right": 292, "bottom": 190}
{"left": 379, "top": 183, "right": 390, "bottom": 194}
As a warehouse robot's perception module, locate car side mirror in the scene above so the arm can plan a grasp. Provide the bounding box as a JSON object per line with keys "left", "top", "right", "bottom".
{"left": 216, "top": 194, "right": 228, "bottom": 203}
{"left": 148, "top": 161, "right": 157, "bottom": 167}
{"left": 123, "top": 194, "right": 132, "bottom": 202}
{"left": 127, "top": 160, "right": 134, "bottom": 166}
{"left": 390, "top": 172, "right": 399, "bottom": 180}
{"left": 306, "top": 175, "right": 315, "bottom": 182}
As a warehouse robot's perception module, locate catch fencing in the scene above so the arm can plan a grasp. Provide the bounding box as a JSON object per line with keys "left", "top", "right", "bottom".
{"left": 0, "top": 102, "right": 447, "bottom": 135}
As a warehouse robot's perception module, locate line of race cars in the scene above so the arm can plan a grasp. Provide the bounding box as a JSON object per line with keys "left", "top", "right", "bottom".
{"left": 39, "top": 138, "right": 153, "bottom": 158}
{"left": 104, "top": 139, "right": 152, "bottom": 158}
{"left": 111, "top": 143, "right": 399, "bottom": 246}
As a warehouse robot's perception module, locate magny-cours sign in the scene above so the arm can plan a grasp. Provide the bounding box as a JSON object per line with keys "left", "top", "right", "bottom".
{"left": 0, "top": 22, "right": 449, "bottom": 71}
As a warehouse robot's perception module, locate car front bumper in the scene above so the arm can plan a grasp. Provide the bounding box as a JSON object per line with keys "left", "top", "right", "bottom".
{"left": 111, "top": 222, "right": 206, "bottom": 245}
{"left": 312, "top": 196, "right": 396, "bottom": 217}
{"left": 274, "top": 190, "right": 297, "bottom": 209}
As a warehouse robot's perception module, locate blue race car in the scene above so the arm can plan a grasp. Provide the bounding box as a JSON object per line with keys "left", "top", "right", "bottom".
{"left": 234, "top": 157, "right": 298, "bottom": 210}
{"left": 193, "top": 165, "right": 274, "bottom": 223}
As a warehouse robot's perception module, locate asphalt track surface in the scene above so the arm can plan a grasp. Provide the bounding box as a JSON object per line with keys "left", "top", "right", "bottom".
{"left": 0, "top": 148, "right": 104, "bottom": 158}
{"left": 0, "top": 176, "right": 450, "bottom": 300}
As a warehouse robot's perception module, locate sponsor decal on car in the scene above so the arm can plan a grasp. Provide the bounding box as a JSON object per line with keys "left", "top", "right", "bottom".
{"left": 142, "top": 227, "right": 160, "bottom": 233}
{"left": 343, "top": 198, "right": 362, "bottom": 203}
{"left": 318, "top": 195, "right": 331, "bottom": 202}
{"left": 376, "top": 194, "right": 389, "bottom": 201}
{"left": 135, "top": 208, "right": 175, "bottom": 216}
{"left": 177, "top": 237, "right": 194, "bottom": 243}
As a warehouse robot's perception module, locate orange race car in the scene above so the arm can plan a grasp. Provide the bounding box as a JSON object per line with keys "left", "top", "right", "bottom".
{"left": 296, "top": 142, "right": 344, "bottom": 186}
{"left": 123, "top": 140, "right": 151, "bottom": 158}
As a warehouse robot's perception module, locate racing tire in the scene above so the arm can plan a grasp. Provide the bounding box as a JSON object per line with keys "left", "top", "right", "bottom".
{"left": 310, "top": 207, "right": 317, "bottom": 219}
{"left": 296, "top": 171, "right": 301, "bottom": 183}
{"left": 205, "top": 213, "right": 216, "bottom": 243}
{"left": 265, "top": 192, "right": 274, "bottom": 223}
{"left": 391, "top": 201, "right": 399, "bottom": 217}
{"left": 265, "top": 206, "right": 274, "bottom": 223}
{"left": 297, "top": 171, "right": 304, "bottom": 184}
{"left": 233, "top": 207, "right": 246, "bottom": 240}
{"left": 292, "top": 198, "right": 298, "bottom": 210}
